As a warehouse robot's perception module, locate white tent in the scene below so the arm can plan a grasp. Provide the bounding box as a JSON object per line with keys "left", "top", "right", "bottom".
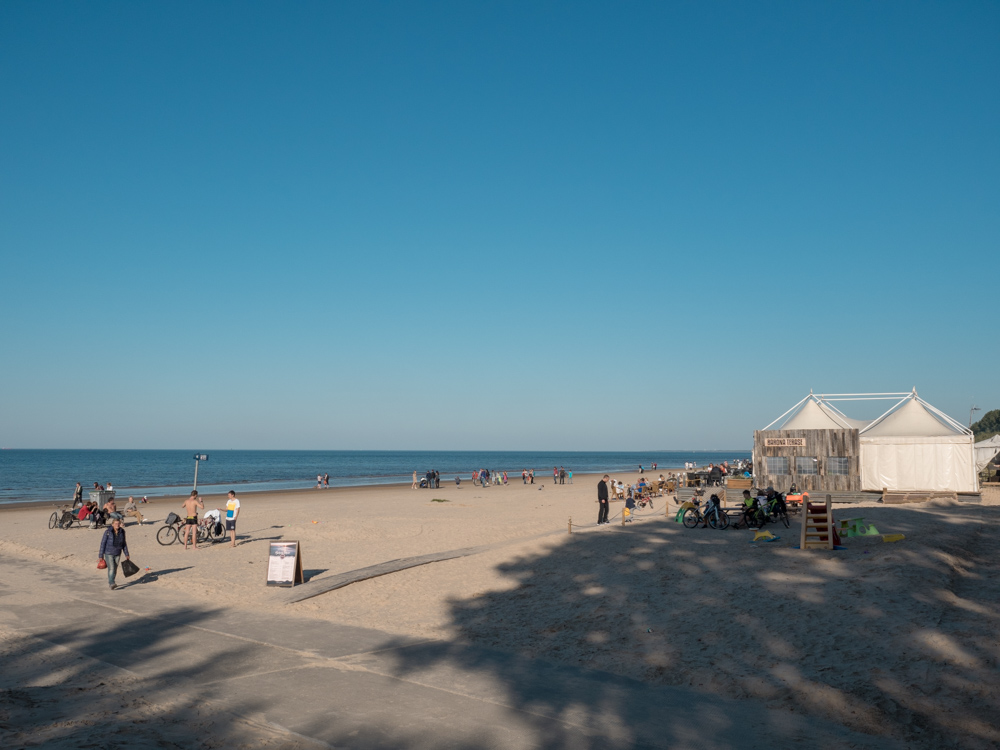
{"left": 858, "top": 394, "right": 976, "bottom": 492}
{"left": 975, "top": 435, "right": 1000, "bottom": 472}
{"left": 763, "top": 390, "right": 978, "bottom": 493}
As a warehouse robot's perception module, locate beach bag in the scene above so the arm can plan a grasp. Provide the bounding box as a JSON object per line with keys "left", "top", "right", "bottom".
{"left": 97, "top": 558, "right": 107, "bottom": 570}
{"left": 214, "top": 522, "right": 223, "bottom": 536}
{"left": 121, "top": 559, "right": 140, "bottom": 578}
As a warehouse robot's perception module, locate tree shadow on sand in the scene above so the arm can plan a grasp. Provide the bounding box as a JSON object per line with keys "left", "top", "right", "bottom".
{"left": 377, "top": 501, "right": 1000, "bottom": 749}
{"left": 0, "top": 603, "right": 305, "bottom": 749}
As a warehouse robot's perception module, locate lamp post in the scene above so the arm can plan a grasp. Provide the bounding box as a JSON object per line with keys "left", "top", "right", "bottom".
{"left": 193, "top": 453, "right": 209, "bottom": 491}
{"left": 970, "top": 406, "right": 981, "bottom": 428}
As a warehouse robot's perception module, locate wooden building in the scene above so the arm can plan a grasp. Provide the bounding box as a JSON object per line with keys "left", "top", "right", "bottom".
{"left": 753, "top": 428, "right": 861, "bottom": 492}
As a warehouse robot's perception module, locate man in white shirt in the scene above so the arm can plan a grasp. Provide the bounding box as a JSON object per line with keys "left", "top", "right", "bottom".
{"left": 225, "top": 491, "right": 241, "bottom": 547}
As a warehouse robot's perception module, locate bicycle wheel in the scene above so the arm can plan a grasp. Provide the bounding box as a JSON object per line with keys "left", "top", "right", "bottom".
{"left": 48, "top": 511, "right": 59, "bottom": 529}
{"left": 156, "top": 525, "right": 178, "bottom": 546}
{"left": 710, "top": 509, "right": 730, "bottom": 530}
{"left": 682, "top": 509, "right": 700, "bottom": 528}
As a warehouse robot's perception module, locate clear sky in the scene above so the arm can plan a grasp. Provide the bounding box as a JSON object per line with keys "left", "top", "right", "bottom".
{"left": 1, "top": 1, "right": 997, "bottom": 450}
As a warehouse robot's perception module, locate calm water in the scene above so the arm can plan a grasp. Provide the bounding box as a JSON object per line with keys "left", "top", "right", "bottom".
{"left": 0, "top": 449, "right": 750, "bottom": 504}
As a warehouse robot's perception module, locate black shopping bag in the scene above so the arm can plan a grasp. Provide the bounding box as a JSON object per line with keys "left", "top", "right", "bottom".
{"left": 121, "top": 559, "right": 140, "bottom": 578}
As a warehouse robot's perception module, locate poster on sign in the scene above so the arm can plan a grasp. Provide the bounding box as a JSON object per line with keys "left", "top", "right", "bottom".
{"left": 266, "top": 541, "right": 304, "bottom": 587}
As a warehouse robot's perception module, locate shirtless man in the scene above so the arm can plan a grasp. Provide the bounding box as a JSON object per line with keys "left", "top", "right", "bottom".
{"left": 104, "top": 496, "right": 123, "bottom": 522}
{"left": 181, "top": 491, "right": 204, "bottom": 550}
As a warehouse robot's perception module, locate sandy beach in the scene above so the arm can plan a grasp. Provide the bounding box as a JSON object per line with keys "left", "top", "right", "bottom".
{"left": 2, "top": 476, "right": 999, "bottom": 748}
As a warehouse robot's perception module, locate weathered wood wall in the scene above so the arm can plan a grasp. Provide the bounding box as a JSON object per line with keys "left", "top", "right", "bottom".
{"left": 753, "top": 428, "right": 860, "bottom": 492}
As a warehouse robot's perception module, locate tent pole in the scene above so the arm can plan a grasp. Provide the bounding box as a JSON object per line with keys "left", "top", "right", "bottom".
{"left": 763, "top": 395, "right": 810, "bottom": 430}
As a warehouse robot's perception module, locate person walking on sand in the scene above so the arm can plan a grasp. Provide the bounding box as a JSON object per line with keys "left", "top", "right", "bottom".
{"left": 529, "top": 469, "right": 534, "bottom": 484}
{"left": 323, "top": 473, "right": 330, "bottom": 488}
{"left": 73, "top": 482, "right": 83, "bottom": 508}
{"left": 597, "top": 475, "right": 610, "bottom": 525}
{"left": 225, "top": 490, "right": 241, "bottom": 547}
{"left": 99, "top": 517, "right": 130, "bottom": 590}
{"left": 521, "top": 469, "right": 527, "bottom": 484}
{"left": 412, "top": 471, "right": 419, "bottom": 489}
{"left": 553, "top": 467, "right": 558, "bottom": 484}
{"left": 181, "top": 491, "right": 204, "bottom": 550}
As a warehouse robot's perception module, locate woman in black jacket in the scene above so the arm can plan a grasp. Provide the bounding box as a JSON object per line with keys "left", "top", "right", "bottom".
{"left": 98, "top": 518, "right": 131, "bottom": 590}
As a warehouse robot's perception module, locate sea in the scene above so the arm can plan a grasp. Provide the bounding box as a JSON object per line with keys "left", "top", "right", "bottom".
{"left": 0, "top": 449, "right": 750, "bottom": 505}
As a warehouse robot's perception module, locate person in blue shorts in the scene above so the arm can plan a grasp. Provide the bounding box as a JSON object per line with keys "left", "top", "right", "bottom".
{"left": 225, "top": 490, "right": 241, "bottom": 547}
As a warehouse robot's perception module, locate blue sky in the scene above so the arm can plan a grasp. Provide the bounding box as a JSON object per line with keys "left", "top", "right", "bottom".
{"left": 1, "top": 1, "right": 997, "bottom": 450}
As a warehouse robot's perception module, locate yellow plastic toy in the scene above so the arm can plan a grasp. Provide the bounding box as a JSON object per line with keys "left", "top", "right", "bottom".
{"left": 881, "top": 534, "right": 905, "bottom": 543}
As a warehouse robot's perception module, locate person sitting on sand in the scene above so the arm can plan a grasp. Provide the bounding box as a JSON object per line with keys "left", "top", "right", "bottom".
{"left": 104, "top": 497, "right": 123, "bottom": 523}
{"left": 123, "top": 496, "right": 145, "bottom": 525}
{"left": 77, "top": 501, "right": 96, "bottom": 524}
{"left": 89, "top": 501, "right": 108, "bottom": 528}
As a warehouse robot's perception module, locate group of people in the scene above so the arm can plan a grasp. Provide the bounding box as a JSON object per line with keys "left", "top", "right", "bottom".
{"left": 596, "top": 474, "right": 674, "bottom": 524}
{"left": 82, "top": 482, "right": 243, "bottom": 590}
{"left": 316, "top": 473, "right": 330, "bottom": 488}
{"left": 551, "top": 467, "right": 573, "bottom": 484}
{"left": 61, "top": 482, "right": 147, "bottom": 530}
{"left": 412, "top": 470, "right": 442, "bottom": 489}
{"left": 177, "top": 490, "right": 242, "bottom": 551}
{"left": 473, "top": 469, "right": 507, "bottom": 486}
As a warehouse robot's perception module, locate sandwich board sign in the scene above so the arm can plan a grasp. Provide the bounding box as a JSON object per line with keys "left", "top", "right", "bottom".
{"left": 266, "top": 541, "right": 304, "bottom": 587}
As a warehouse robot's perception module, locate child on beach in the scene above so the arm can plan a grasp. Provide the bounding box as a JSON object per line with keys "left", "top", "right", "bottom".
{"left": 624, "top": 488, "right": 635, "bottom": 522}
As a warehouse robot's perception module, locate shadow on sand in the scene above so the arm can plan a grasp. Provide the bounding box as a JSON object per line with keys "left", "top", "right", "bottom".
{"left": 374, "top": 501, "right": 1000, "bottom": 749}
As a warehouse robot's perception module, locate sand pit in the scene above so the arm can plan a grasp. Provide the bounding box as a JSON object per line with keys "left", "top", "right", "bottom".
{"left": 2, "top": 478, "right": 998, "bottom": 748}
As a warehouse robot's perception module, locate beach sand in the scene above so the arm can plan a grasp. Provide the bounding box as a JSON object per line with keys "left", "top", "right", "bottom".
{"left": 2, "top": 476, "right": 999, "bottom": 748}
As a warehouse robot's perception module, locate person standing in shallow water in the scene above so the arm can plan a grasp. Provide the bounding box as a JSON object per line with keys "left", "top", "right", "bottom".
{"left": 99, "top": 517, "right": 130, "bottom": 590}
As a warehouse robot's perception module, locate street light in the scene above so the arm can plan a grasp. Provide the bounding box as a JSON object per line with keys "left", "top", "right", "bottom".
{"left": 193, "top": 453, "right": 209, "bottom": 491}
{"left": 970, "top": 406, "right": 981, "bottom": 428}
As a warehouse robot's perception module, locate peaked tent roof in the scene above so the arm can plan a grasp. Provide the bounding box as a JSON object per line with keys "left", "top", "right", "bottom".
{"left": 861, "top": 396, "right": 968, "bottom": 437}
{"left": 781, "top": 398, "right": 849, "bottom": 430}
{"left": 765, "top": 390, "right": 968, "bottom": 436}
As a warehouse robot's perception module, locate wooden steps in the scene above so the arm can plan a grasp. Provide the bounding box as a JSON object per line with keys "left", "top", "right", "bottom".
{"left": 800, "top": 494, "right": 835, "bottom": 550}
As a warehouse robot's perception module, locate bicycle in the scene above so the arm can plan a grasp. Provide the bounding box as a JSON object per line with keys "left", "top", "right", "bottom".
{"left": 156, "top": 514, "right": 226, "bottom": 546}
{"left": 682, "top": 497, "right": 729, "bottom": 530}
